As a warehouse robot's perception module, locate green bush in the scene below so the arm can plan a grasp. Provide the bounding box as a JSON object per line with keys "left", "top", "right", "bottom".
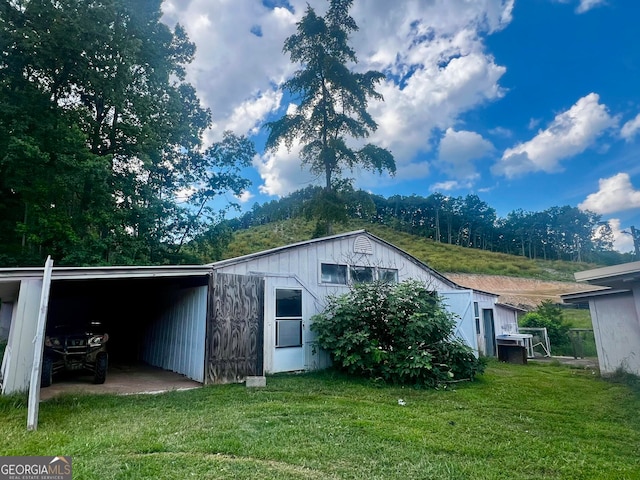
{"left": 310, "top": 280, "right": 485, "bottom": 388}
{"left": 520, "top": 301, "right": 571, "bottom": 353}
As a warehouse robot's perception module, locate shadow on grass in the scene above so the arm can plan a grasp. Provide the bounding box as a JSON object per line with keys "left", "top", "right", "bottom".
{"left": 605, "top": 369, "right": 640, "bottom": 395}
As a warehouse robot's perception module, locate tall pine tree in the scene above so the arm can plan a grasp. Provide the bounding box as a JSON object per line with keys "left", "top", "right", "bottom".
{"left": 264, "top": 0, "right": 395, "bottom": 235}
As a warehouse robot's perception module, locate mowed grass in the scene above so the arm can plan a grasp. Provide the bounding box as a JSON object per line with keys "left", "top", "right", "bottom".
{"left": 2, "top": 361, "right": 639, "bottom": 480}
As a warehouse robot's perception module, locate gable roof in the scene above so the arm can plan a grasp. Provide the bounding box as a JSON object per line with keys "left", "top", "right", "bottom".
{"left": 0, "top": 230, "right": 501, "bottom": 302}
{"left": 211, "top": 229, "right": 497, "bottom": 296}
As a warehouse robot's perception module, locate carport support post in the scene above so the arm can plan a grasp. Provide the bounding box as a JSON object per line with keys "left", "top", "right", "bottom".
{"left": 27, "top": 256, "right": 53, "bottom": 431}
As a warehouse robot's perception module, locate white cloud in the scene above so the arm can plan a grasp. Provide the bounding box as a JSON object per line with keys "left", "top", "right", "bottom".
{"left": 236, "top": 190, "right": 254, "bottom": 204}
{"left": 621, "top": 113, "right": 640, "bottom": 142}
{"left": 528, "top": 118, "right": 542, "bottom": 130}
{"left": 207, "top": 89, "right": 282, "bottom": 144}
{"left": 493, "top": 93, "right": 618, "bottom": 178}
{"left": 438, "top": 128, "right": 495, "bottom": 180}
{"left": 576, "top": 0, "right": 607, "bottom": 14}
{"left": 370, "top": 50, "right": 506, "bottom": 161}
{"left": 430, "top": 180, "right": 464, "bottom": 192}
{"left": 578, "top": 172, "right": 640, "bottom": 215}
{"left": 607, "top": 218, "right": 635, "bottom": 253}
{"left": 255, "top": 144, "right": 320, "bottom": 197}
{"left": 161, "top": 0, "right": 297, "bottom": 136}
{"left": 162, "top": 1, "right": 513, "bottom": 197}
{"left": 354, "top": 159, "right": 432, "bottom": 193}
{"left": 488, "top": 126, "right": 512, "bottom": 138}
{"left": 553, "top": 0, "right": 607, "bottom": 14}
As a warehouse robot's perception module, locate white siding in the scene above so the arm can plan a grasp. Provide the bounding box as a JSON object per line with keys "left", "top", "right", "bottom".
{"left": 215, "top": 235, "right": 454, "bottom": 294}
{"left": 1, "top": 279, "right": 43, "bottom": 394}
{"left": 591, "top": 292, "right": 640, "bottom": 376}
{"left": 141, "top": 285, "right": 207, "bottom": 382}
{"left": 494, "top": 305, "right": 520, "bottom": 335}
{"left": 214, "top": 233, "right": 483, "bottom": 372}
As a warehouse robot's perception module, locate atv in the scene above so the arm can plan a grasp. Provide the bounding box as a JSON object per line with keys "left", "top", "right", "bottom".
{"left": 41, "top": 321, "right": 109, "bottom": 387}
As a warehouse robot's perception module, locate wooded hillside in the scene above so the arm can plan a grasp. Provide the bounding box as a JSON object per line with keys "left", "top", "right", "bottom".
{"left": 226, "top": 186, "right": 636, "bottom": 268}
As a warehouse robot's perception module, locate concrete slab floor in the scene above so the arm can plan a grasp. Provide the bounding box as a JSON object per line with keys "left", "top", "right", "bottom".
{"left": 39, "top": 362, "right": 202, "bottom": 402}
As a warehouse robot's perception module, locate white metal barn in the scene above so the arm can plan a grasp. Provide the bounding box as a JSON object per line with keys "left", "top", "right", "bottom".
{"left": 562, "top": 261, "right": 640, "bottom": 376}
{"left": 0, "top": 230, "right": 515, "bottom": 395}
{"left": 209, "top": 230, "right": 505, "bottom": 373}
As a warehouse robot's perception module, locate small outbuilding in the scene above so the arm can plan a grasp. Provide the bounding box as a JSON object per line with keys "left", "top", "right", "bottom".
{"left": 1, "top": 230, "right": 516, "bottom": 395}
{"left": 562, "top": 261, "right": 640, "bottom": 376}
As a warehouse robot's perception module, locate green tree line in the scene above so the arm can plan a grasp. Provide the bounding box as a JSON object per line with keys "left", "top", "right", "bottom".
{"left": 228, "top": 185, "right": 632, "bottom": 266}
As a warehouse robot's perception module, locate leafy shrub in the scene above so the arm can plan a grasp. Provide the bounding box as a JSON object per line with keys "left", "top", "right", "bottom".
{"left": 311, "top": 280, "right": 485, "bottom": 388}
{"left": 520, "top": 300, "right": 571, "bottom": 353}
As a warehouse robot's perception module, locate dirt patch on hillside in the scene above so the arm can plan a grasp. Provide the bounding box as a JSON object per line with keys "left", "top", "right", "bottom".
{"left": 444, "top": 273, "right": 604, "bottom": 310}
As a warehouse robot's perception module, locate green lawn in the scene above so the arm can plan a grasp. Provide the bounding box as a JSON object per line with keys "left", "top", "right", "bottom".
{"left": 2, "top": 362, "right": 639, "bottom": 479}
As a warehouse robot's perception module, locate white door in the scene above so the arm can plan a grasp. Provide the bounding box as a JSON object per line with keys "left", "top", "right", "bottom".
{"left": 272, "top": 288, "right": 305, "bottom": 372}
{"left": 439, "top": 290, "right": 478, "bottom": 355}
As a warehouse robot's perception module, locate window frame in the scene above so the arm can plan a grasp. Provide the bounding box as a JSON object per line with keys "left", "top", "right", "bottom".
{"left": 474, "top": 301, "right": 481, "bottom": 335}
{"left": 320, "top": 262, "right": 348, "bottom": 285}
{"left": 378, "top": 268, "right": 399, "bottom": 283}
{"left": 319, "top": 262, "right": 399, "bottom": 285}
{"left": 275, "top": 288, "right": 303, "bottom": 349}
{"left": 349, "top": 265, "right": 375, "bottom": 284}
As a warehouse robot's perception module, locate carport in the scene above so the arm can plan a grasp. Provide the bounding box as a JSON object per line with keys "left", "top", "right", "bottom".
{"left": 0, "top": 265, "right": 212, "bottom": 395}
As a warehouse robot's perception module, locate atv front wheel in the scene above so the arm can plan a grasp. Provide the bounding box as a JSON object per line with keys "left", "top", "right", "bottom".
{"left": 93, "top": 352, "right": 108, "bottom": 384}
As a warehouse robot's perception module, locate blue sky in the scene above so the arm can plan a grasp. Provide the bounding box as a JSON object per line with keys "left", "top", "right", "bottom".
{"left": 161, "top": 0, "right": 640, "bottom": 252}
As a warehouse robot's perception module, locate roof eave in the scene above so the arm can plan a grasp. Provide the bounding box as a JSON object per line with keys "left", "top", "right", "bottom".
{"left": 574, "top": 260, "right": 640, "bottom": 285}
{"left": 561, "top": 288, "right": 630, "bottom": 302}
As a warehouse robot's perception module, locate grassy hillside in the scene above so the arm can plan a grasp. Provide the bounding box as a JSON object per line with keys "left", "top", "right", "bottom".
{"left": 222, "top": 218, "right": 601, "bottom": 282}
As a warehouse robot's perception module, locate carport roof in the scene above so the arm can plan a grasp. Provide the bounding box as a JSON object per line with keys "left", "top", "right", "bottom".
{"left": 0, "top": 265, "right": 212, "bottom": 302}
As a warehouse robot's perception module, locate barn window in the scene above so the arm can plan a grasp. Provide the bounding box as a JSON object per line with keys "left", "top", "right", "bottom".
{"left": 378, "top": 268, "right": 398, "bottom": 283}
{"left": 275, "top": 288, "right": 303, "bottom": 348}
{"left": 350, "top": 266, "right": 374, "bottom": 284}
{"left": 321, "top": 263, "right": 347, "bottom": 284}
{"left": 322, "top": 263, "right": 397, "bottom": 285}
